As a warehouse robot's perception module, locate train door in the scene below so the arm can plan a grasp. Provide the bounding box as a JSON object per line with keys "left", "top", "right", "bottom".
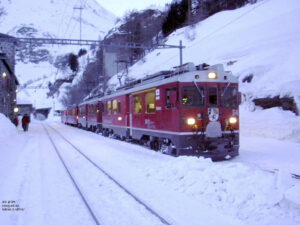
{"left": 129, "top": 94, "right": 133, "bottom": 136}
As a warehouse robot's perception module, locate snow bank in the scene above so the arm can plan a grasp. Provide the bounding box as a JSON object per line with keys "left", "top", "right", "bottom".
{"left": 144, "top": 156, "right": 300, "bottom": 225}
{"left": 0, "top": 113, "right": 17, "bottom": 138}
{"left": 240, "top": 105, "right": 300, "bottom": 141}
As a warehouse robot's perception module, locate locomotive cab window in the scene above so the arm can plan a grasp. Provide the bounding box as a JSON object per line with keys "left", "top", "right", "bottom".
{"left": 166, "top": 87, "right": 177, "bottom": 108}
{"left": 146, "top": 91, "right": 156, "bottom": 113}
{"left": 181, "top": 86, "right": 205, "bottom": 108}
{"left": 134, "top": 95, "right": 142, "bottom": 114}
{"left": 221, "top": 86, "right": 238, "bottom": 108}
{"left": 208, "top": 87, "right": 218, "bottom": 107}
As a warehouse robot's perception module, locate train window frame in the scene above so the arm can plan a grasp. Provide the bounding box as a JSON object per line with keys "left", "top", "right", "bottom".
{"left": 181, "top": 85, "right": 205, "bottom": 108}
{"left": 133, "top": 95, "right": 142, "bottom": 114}
{"left": 107, "top": 100, "right": 112, "bottom": 115}
{"left": 112, "top": 99, "right": 118, "bottom": 114}
{"left": 221, "top": 86, "right": 238, "bottom": 108}
{"left": 145, "top": 91, "right": 156, "bottom": 114}
{"left": 117, "top": 100, "right": 121, "bottom": 114}
{"left": 100, "top": 102, "right": 104, "bottom": 112}
{"left": 166, "top": 87, "right": 178, "bottom": 109}
{"left": 208, "top": 87, "right": 218, "bottom": 107}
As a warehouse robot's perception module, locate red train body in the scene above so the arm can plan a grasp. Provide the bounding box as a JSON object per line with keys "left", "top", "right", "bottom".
{"left": 62, "top": 63, "right": 240, "bottom": 160}
{"left": 77, "top": 100, "right": 102, "bottom": 132}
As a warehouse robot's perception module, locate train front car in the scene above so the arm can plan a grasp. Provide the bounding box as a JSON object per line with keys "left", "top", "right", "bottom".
{"left": 175, "top": 63, "right": 240, "bottom": 160}
{"left": 99, "top": 62, "right": 239, "bottom": 160}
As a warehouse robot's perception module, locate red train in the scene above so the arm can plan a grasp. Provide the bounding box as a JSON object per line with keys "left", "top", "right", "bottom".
{"left": 62, "top": 62, "right": 240, "bottom": 160}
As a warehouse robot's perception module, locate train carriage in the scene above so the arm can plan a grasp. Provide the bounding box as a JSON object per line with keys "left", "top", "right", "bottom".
{"left": 86, "top": 100, "right": 102, "bottom": 132}
{"left": 78, "top": 103, "right": 87, "bottom": 128}
{"left": 99, "top": 63, "right": 240, "bottom": 159}
{"left": 66, "top": 105, "right": 78, "bottom": 126}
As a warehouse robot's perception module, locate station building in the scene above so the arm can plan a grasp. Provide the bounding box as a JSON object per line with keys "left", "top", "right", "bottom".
{"left": 0, "top": 33, "right": 19, "bottom": 120}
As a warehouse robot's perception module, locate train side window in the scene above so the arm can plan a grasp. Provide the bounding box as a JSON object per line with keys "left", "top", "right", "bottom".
{"left": 208, "top": 87, "right": 218, "bottom": 107}
{"left": 107, "top": 101, "right": 111, "bottom": 114}
{"left": 117, "top": 100, "right": 121, "bottom": 114}
{"left": 99, "top": 102, "right": 104, "bottom": 112}
{"left": 166, "top": 87, "right": 177, "bottom": 109}
{"left": 134, "top": 95, "right": 142, "bottom": 114}
{"left": 113, "top": 99, "right": 118, "bottom": 114}
{"left": 146, "top": 91, "right": 156, "bottom": 113}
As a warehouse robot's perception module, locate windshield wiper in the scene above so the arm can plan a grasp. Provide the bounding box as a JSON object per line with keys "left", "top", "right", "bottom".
{"left": 221, "top": 81, "right": 231, "bottom": 96}
{"left": 193, "top": 81, "right": 204, "bottom": 99}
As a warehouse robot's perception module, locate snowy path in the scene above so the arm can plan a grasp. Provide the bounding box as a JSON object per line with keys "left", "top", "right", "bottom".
{"left": 0, "top": 123, "right": 95, "bottom": 225}
{"left": 1, "top": 120, "right": 299, "bottom": 225}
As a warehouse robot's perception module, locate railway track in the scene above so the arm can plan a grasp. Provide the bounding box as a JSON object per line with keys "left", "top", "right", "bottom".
{"left": 42, "top": 123, "right": 172, "bottom": 225}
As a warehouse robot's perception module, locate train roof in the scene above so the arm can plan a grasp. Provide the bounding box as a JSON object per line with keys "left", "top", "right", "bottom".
{"left": 84, "top": 62, "right": 238, "bottom": 103}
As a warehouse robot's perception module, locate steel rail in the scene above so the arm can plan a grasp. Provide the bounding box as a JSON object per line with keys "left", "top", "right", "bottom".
{"left": 42, "top": 125, "right": 102, "bottom": 225}
{"left": 46, "top": 123, "right": 172, "bottom": 225}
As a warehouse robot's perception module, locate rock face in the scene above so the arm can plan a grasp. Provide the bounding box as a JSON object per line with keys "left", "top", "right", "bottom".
{"left": 253, "top": 96, "right": 298, "bottom": 115}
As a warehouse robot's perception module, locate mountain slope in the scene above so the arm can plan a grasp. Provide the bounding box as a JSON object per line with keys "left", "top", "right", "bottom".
{"left": 0, "top": 0, "right": 116, "bottom": 40}
{"left": 111, "top": 0, "right": 300, "bottom": 103}
{"left": 0, "top": 0, "right": 116, "bottom": 109}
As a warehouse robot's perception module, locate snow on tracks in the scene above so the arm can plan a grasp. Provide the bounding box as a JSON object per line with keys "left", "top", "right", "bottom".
{"left": 43, "top": 123, "right": 170, "bottom": 225}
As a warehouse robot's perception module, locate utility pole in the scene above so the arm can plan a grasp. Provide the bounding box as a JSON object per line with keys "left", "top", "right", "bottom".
{"left": 73, "top": 6, "right": 84, "bottom": 41}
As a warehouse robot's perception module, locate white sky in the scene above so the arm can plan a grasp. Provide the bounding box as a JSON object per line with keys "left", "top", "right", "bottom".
{"left": 96, "top": 0, "right": 173, "bottom": 17}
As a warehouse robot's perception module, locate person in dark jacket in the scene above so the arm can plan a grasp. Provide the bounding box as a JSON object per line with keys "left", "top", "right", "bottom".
{"left": 22, "top": 114, "right": 30, "bottom": 131}
{"left": 13, "top": 116, "right": 19, "bottom": 127}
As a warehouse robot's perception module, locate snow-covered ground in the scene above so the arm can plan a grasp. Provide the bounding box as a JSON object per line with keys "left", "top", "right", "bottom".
{"left": 1, "top": 0, "right": 300, "bottom": 224}
{"left": 0, "top": 111, "right": 299, "bottom": 225}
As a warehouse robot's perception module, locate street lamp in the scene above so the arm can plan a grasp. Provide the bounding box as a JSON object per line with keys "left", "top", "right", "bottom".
{"left": 14, "top": 107, "right": 19, "bottom": 113}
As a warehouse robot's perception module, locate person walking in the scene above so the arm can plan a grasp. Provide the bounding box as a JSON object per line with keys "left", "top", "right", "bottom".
{"left": 13, "top": 116, "right": 19, "bottom": 127}
{"left": 21, "top": 114, "right": 30, "bottom": 131}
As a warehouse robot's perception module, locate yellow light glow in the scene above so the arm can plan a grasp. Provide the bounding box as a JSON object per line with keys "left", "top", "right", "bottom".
{"left": 187, "top": 117, "right": 196, "bottom": 125}
{"left": 118, "top": 116, "right": 122, "bottom": 121}
{"left": 14, "top": 107, "right": 19, "bottom": 113}
{"left": 229, "top": 117, "right": 237, "bottom": 124}
{"left": 2, "top": 72, "right": 7, "bottom": 78}
{"left": 208, "top": 72, "right": 217, "bottom": 79}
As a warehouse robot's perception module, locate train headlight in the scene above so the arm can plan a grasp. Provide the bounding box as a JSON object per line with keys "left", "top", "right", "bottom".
{"left": 118, "top": 116, "right": 122, "bottom": 121}
{"left": 208, "top": 72, "right": 217, "bottom": 79}
{"left": 187, "top": 117, "right": 196, "bottom": 125}
{"left": 229, "top": 116, "right": 237, "bottom": 124}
